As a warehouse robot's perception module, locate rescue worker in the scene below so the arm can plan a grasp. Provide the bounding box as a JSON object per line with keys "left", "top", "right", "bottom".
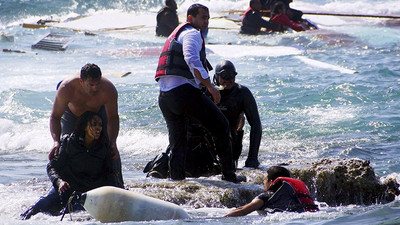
{"left": 224, "top": 166, "right": 318, "bottom": 217}
{"left": 155, "top": 4, "right": 244, "bottom": 183}
{"left": 213, "top": 60, "right": 262, "bottom": 168}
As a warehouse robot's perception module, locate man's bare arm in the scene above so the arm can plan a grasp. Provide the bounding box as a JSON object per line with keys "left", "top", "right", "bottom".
{"left": 104, "top": 83, "right": 120, "bottom": 160}
{"left": 49, "top": 87, "right": 69, "bottom": 159}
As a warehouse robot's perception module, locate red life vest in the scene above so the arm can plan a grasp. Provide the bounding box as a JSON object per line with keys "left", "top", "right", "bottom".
{"left": 270, "top": 177, "right": 318, "bottom": 212}
{"left": 242, "top": 7, "right": 252, "bottom": 22}
{"left": 155, "top": 22, "right": 208, "bottom": 81}
{"left": 270, "top": 14, "right": 304, "bottom": 32}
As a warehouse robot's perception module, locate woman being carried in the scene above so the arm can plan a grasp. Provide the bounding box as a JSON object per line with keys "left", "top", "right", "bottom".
{"left": 21, "top": 111, "right": 121, "bottom": 220}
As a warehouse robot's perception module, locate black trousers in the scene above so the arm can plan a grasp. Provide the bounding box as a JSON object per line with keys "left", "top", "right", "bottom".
{"left": 159, "top": 84, "right": 235, "bottom": 180}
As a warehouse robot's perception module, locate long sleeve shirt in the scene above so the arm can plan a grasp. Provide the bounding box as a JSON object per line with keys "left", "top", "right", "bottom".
{"left": 158, "top": 26, "right": 209, "bottom": 92}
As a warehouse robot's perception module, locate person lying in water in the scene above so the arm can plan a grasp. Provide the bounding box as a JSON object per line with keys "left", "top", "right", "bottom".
{"left": 21, "top": 111, "right": 121, "bottom": 220}
{"left": 240, "top": 0, "right": 282, "bottom": 35}
{"left": 224, "top": 166, "right": 318, "bottom": 217}
{"left": 269, "top": 1, "right": 305, "bottom": 32}
{"left": 269, "top": 1, "right": 317, "bottom": 32}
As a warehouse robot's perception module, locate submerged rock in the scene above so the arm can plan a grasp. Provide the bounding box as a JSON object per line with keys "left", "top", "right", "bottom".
{"left": 125, "top": 158, "right": 399, "bottom": 208}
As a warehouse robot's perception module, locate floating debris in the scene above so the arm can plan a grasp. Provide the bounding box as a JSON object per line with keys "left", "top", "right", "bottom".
{"left": 31, "top": 33, "right": 74, "bottom": 51}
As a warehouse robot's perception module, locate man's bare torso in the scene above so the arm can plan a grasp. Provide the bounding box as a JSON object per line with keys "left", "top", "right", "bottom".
{"left": 58, "top": 76, "right": 113, "bottom": 117}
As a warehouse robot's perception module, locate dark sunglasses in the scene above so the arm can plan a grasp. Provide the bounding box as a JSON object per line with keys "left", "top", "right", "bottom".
{"left": 217, "top": 69, "right": 237, "bottom": 80}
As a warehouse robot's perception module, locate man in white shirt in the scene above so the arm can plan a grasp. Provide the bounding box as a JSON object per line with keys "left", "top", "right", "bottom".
{"left": 155, "top": 4, "right": 244, "bottom": 183}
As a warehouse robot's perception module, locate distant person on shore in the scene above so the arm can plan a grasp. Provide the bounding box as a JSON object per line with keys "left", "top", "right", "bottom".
{"left": 21, "top": 111, "right": 121, "bottom": 220}
{"left": 212, "top": 60, "right": 262, "bottom": 168}
{"left": 155, "top": 4, "right": 245, "bottom": 183}
{"left": 224, "top": 166, "right": 318, "bottom": 217}
{"left": 269, "top": 1, "right": 305, "bottom": 32}
{"left": 49, "top": 63, "right": 124, "bottom": 188}
{"left": 241, "top": 0, "right": 282, "bottom": 35}
{"left": 156, "top": 0, "right": 179, "bottom": 37}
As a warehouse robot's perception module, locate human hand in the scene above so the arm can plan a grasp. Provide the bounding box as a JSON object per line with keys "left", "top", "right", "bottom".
{"left": 237, "top": 115, "right": 245, "bottom": 131}
{"left": 58, "top": 180, "right": 70, "bottom": 194}
{"left": 48, "top": 141, "right": 60, "bottom": 160}
{"left": 110, "top": 143, "right": 120, "bottom": 160}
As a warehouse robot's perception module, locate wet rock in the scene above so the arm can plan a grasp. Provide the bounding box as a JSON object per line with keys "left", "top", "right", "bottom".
{"left": 125, "top": 158, "right": 399, "bottom": 208}
{"left": 291, "top": 158, "right": 398, "bottom": 206}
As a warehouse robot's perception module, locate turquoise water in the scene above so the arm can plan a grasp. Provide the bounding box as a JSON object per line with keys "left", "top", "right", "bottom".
{"left": 1, "top": 0, "right": 400, "bottom": 224}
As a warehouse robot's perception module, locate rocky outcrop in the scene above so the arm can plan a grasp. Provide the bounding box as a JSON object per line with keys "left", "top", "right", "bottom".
{"left": 290, "top": 158, "right": 399, "bottom": 206}
{"left": 125, "top": 158, "right": 399, "bottom": 208}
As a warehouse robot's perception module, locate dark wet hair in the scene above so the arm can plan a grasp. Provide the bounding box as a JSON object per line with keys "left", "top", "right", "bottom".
{"left": 75, "top": 111, "right": 105, "bottom": 144}
{"left": 272, "top": 1, "right": 286, "bottom": 15}
{"left": 250, "top": 0, "right": 260, "bottom": 8}
{"left": 267, "top": 166, "right": 291, "bottom": 181}
{"left": 166, "top": 0, "right": 175, "bottom": 6}
{"left": 187, "top": 3, "right": 208, "bottom": 18}
{"left": 80, "top": 63, "right": 102, "bottom": 81}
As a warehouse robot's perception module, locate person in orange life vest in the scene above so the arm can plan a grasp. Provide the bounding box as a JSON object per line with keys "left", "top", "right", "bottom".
{"left": 156, "top": 0, "right": 179, "bottom": 37}
{"left": 240, "top": 0, "right": 282, "bottom": 35}
{"left": 155, "top": 4, "right": 245, "bottom": 183}
{"left": 269, "top": 1, "right": 305, "bottom": 32}
{"left": 224, "top": 166, "right": 318, "bottom": 217}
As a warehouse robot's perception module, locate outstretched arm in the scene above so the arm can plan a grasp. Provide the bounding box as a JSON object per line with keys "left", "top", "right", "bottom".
{"left": 224, "top": 198, "right": 264, "bottom": 217}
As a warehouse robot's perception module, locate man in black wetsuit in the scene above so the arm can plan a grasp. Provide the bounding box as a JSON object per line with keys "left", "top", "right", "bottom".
{"left": 156, "top": 0, "right": 179, "bottom": 37}
{"left": 213, "top": 60, "right": 262, "bottom": 168}
{"left": 241, "top": 0, "right": 282, "bottom": 34}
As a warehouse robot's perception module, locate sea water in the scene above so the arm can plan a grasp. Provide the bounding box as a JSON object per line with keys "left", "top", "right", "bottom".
{"left": 0, "top": 0, "right": 400, "bottom": 224}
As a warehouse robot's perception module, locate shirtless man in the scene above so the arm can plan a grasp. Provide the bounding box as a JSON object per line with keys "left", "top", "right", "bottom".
{"left": 49, "top": 63, "right": 123, "bottom": 187}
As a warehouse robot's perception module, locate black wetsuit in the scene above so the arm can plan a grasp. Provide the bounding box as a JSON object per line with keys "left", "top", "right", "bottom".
{"left": 217, "top": 84, "right": 262, "bottom": 167}
{"left": 21, "top": 133, "right": 118, "bottom": 219}
{"left": 156, "top": 6, "right": 179, "bottom": 37}
{"left": 241, "top": 8, "right": 281, "bottom": 34}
